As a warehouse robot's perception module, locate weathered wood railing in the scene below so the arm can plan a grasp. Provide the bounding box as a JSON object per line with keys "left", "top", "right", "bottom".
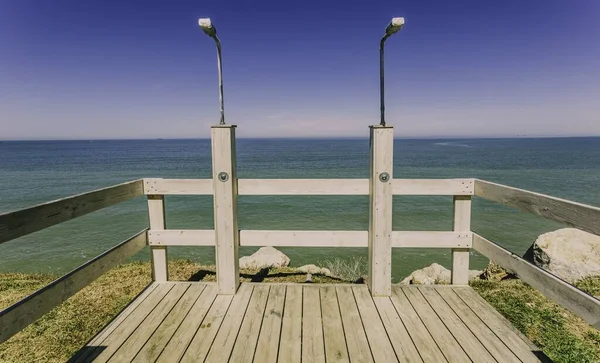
{"left": 0, "top": 180, "right": 147, "bottom": 343}
{"left": 472, "top": 179, "right": 600, "bottom": 329}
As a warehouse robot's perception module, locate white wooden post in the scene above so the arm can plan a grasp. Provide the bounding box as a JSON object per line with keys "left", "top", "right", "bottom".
{"left": 451, "top": 195, "right": 471, "bottom": 284}
{"left": 148, "top": 195, "right": 168, "bottom": 281}
{"left": 368, "top": 125, "right": 393, "bottom": 296}
{"left": 211, "top": 125, "right": 239, "bottom": 295}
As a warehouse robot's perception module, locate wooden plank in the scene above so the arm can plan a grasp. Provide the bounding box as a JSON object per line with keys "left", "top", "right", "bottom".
{"left": 212, "top": 125, "right": 239, "bottom": 294}
{"left": 178, "top": 294, "right": 234, "bottom": 363}
{"left": 229, "top": 285, "right": 270, "bottom": 363}
{"left": 132, "top": 284, "right": 207, "bottom": 363}
{"left": 156, "top": 284, "right": 218, "bottom": 362}
{"left": 148, "top": 229, "right": 215, "bottom": 246}
{"left": 238, "top": 178, "right": 368, "bottom": 195}
{"left": 393, "top": 178, "right": 474, "bottom": 195}
{"left": 71, "top": 283, "right": 159, "bottom": 363}
{"left": 110, "top": 284, "right": 190, "bottom": 361}
{"left": 0, "top": 179, "right": 143, "bottom": 244}
{"left": 368, "top": 125, "right": 393, "bottom": 296}
{"left": 401, "top": 287, "right": 470, "bottom": 362}
{"left": 389, "top": 287, "right": 447, "bottom": 362}
{"left": 148, "top": 195, "right": 168, "bottom": 281}
{"left": 254, "top": 285, "right": 286, "bottom": 363}
{"left": 352, "top": 285, "right": 398, "bottom": 362}
{"left": 320, "top": 286, "right": 350, "bottom": 363}
{"left": 204, "top": 284, "right": 254, "bottom": 363}
{"left": 418, "top": 287, "right": 496, "bottom": 362}
{"left": 0, "top": 229, "right": 148, "bottom": 344}
{"left": 452, "top": 195, "right": 471, "bottom": 284}
{"left": 143, "top": 178, "right": 213, "bottom": 195}
{"left": 302, "top": 286, "right": 325, "bottom": 363}
{"left": 475, "top": 179, "right": 600, "bottom": 236}
{"left": 241, "top": 230, "right": 367, "bottom": 247}
{"left": 278, "top": 285, "right": 302, "bottom": 363}
{"left": 453, "top": 286, "right": 544, "bottom": 361}
{"left": 473, "top": 233, "right": 600, "bottom": 329}
{"left": 373, "top": 297, "right": 423, "bottom": 362}
{"left": 392, "top": 231, "right": 472, "bottom": 248}
{"left": 336, "top": 286, "right": 374, "bottom": 363}
{"left": 91, "top": 283, "right": 175, "bottom": 362}
{"left": 436, "top": 287, "right": 522, "bottom": 363}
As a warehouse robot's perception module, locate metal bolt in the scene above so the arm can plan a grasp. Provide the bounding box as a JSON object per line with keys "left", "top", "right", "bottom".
{"left": 379, "top": 172, "right": 390, "bottom": 183}
{"left": 218, "top": 172, "right": 229, "bottom": 182}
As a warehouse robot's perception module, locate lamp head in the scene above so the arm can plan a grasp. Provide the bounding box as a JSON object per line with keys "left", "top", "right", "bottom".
{"left": 385, "top": 17, "right": 405, "bottom": 36}
{"left": 198, "top": 18, "right": 217, "bottom": 37}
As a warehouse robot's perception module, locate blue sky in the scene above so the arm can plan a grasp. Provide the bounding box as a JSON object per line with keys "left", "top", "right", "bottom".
{"left": 1, "top": 0, "right": 599, "bottom": 139}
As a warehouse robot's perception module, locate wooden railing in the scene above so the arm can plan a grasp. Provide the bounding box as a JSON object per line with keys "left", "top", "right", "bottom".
{"left": 472, "top": 179, "right": 600, "bottom": 329}
{"left": 0, "top": 180, "right": 147, "bottom": 343}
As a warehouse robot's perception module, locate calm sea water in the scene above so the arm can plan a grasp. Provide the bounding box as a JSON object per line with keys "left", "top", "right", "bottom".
{"left": 1, "top": 137, "right": 599, "bottom": 281}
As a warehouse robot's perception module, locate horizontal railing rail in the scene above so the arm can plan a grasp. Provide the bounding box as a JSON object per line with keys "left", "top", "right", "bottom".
{"left": 472, "top": 233, "right": 600, "bottom": 329}
{"left": 0, "top": 229, "right": 148, "bottom": 343}
{"left": 0, "top": 179, "right": 144, "bottom": 244}
{"left": 146, "top": 229, "right": 472, "bottom": 248}
{"left": 143, "top": 178, "right": 474, "bottom": 196}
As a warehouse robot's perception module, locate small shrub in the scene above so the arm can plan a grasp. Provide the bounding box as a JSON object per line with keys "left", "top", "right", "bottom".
{"left": 321, "top": 256, "right": 367, "bottom": 282}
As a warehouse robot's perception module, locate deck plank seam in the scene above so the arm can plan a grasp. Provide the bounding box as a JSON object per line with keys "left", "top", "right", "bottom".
{"left": 273, "top": 285, "right": 288, "bottom": 363}
{"left": 300, "top": 285, "right": 304, "bottom": 363}
{"left": 128, "top": 283, "right": 196, "bottom": 363}
{"left": 173, "top": 286, "right": 220, "bottom": 363}
{"left": 71, "top": 282, "right": 160, "bottom": 363}
{"left": 196, "top": 294, "right": 235, "bottom": 363}
{"left": 319, "top": 286, "right": 326, "bottom": 363}
{"left": 103, "top": 283, "right": 177, "bottom": 362}
{"left": 450, "top": 288, "right": 532, "bottom": 362}
{"left": 433, "top": 288, "right": 517, "bottom": 363}
{"left": 349, "top": 286, "right": 376, "bottom": 362}
{"left": 386, "top": 292, "right": 427, "bottom": 363}
{"left": 250, "top": 285, "right": 271, "bottom": 363}
{"left": 333, "top": 286, "right": 352, "bottom": 362}
{"left": 396, "top": 288, "right": 450, "bottom": 363}
{"left": 368, "top": 294, "right": 401, "bottom": 362}
{"left": 221, "top": 285, "right": 255, "bottom": 363}
{"left": 414, "top": 287, "right": 476, "bottom": 363}
{"left": 148, "top": 284, "right": 207, "bottom": 363}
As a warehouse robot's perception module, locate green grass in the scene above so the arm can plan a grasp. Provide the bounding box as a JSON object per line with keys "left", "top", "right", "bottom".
{"left": 471, "top": 278, "right": 600, "bottom": 362}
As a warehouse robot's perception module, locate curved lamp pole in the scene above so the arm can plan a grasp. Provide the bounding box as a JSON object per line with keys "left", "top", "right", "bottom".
{"left": 380, "top": 17, "right": 404, "bottom": 126}
{"left": 198, "top": 18, "right": 225, "bottom": 125}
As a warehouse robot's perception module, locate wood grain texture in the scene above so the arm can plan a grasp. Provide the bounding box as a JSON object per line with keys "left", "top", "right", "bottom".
{"left": 254, "top": 285, "right": 286, "bottom": 363}
{"left": 373, "top": 296, "right": 423, "bottom": 362}
{"left": 148, "top": 195, "right": 168, "bottom": 281}
{"left": 278, "top": 285, "right": 302, "bottom": 363}
{"left": 228, "top": 285, "right": 270, "bottom": 363}
{"left": 147, "top": 229, "right": 215, "bottom": 246}
{"left": 320, "top": 286, "right": 350, "bottom": 363}
{"left": 0, "top": 229, "right": 148, "bottom": 344}
{"left": 473, "top": 233, "right": 600, "bottom": 329}
{"left": 336, "top": 286, "right": 374, "bottom": 363}
{"left": 0, "top": 179, "right": 143, "bottom": 244}
{"left": 475, "top": 179, "right": 600, "bottom": 235}
{"left": 238, "top": 178, "right": 368, "bottom": 195}
{"left": 393, "top": 178, "right": 474, "bottom": 195}
{"left": 302, "top": 286, "right": 325, "bottom": 363}
{"left": 143, "top": 178, "right": 213, "bottom": 195}
{"left": 451, "top": 195, "right": 471, "bottom": 285}
{"left": 211, "top": 125, "right": 239, "bottom": 294}
{"left": 368, "top": 126, "right": 393, "bottom": 296}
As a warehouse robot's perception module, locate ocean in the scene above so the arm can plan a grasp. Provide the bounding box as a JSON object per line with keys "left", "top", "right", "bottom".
{"left": 1, "top": 137, "right": 599, "bottom": 281}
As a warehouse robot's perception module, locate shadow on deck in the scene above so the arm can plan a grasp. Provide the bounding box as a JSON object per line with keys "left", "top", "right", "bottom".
{"left": 69, "top": 282, "right": 549, "bottom": 363}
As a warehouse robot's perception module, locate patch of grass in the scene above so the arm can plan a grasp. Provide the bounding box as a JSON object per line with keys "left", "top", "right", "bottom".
{"left": 320, "top": 256, "right": 367, "bottom": 282}
{"left": 0, "top": 259, "right": 345, "bottom": 362}
{"left": 575, "top": 276, "right": 600, "bottom": 298}
{"left": 471, "top": 278, "right": 600, "bottom": 362}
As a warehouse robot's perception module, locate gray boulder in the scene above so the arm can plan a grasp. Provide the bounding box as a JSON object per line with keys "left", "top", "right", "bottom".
{"left": 524, "top": 228, "right": 600, "bottom": 283}
{"left": 239, "top": 247, "right": 290, "bottom": 269}
{"left": 400, "top": 263, "right": 482, "bottom": 285}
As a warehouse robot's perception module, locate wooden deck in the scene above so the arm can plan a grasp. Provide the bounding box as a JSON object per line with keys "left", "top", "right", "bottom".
{"left": 71, "top": 282, "right": 545, "bottom": 363}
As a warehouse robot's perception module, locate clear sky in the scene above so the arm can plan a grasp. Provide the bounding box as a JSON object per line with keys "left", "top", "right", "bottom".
{"left": 1, "top": 0, "right": 599, "bottom": 140}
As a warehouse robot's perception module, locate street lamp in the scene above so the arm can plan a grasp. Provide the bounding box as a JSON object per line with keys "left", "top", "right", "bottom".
{"left": 198, "top": 18, "right": 225, "bottom": 125}
{"left": 379, "top": 17, "right": 404, "bottom": 126}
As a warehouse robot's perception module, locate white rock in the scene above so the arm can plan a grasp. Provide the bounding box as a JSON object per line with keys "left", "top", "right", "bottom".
{"left": 401, "top": 263, "right": 482, "bottom": 285}
{"left": 296, "top": 264, "right": 332, "bottom": 276}
{"left": 239, "top": 247, "right": 290, "bottom": 269}
{"left": 526, "top": 228, "right": 600, "bottom": 283}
